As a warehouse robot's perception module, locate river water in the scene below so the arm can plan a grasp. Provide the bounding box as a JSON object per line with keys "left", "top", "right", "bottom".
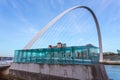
{"left": 105, "top": 65, "right": 120, "bottom": 80}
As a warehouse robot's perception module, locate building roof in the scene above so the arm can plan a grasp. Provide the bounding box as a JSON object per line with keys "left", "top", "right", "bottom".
{"left": 85, "top": 44, "right": 98, "bottom": 48}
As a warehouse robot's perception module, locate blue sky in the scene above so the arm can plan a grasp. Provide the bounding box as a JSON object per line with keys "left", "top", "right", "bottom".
{"left": 0, "top": 0, "right": 120, "bottom": 56}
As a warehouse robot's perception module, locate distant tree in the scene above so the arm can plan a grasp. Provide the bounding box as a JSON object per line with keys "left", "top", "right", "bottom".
{"left": 103, "top": 52, "right": 116, "bottom": 56}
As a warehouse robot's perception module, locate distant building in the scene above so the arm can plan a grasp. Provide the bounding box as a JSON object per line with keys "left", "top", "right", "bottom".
{"left": 48, "top": 45, "right": 52, "bottom": 48}
{"left": 62, "top": 43, "right": 66, "bottom": 47}
{"left": 48, "top": 42, "right": 66, "bottom": 48}
{"left": 57, "top": 42, "right": 62, "bottom": 48}
{"left": 0, "top": 57, "right": 13, "bottom": 61}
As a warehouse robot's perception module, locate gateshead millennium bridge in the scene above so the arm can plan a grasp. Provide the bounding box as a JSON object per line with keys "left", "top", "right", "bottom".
{"left": 14, "top": 5, "right": 103, "bottom": 64}
{"left": 10, "top": 6, "right": 110, "bottom": 80}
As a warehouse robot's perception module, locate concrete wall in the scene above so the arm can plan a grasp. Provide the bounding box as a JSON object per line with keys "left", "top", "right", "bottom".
{"left": 0, "top": 66, "right": 10, "bottom": 75}
{"left": 10, "top": 63, "right": 108, "bottom": 80}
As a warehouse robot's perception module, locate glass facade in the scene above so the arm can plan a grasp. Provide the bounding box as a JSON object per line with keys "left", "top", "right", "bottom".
{"left": 117, "top": 50, "right": 120, "bottom": 54}
{"left": 14, "top": 46, "right": 99, "bottom": 64}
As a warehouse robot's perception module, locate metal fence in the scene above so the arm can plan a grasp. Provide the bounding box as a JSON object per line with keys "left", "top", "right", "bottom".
{"left": 14, "top": 46, "right": 99, "bottom": 64}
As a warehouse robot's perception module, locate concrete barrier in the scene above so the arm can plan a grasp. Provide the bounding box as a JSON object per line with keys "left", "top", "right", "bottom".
{"left": 10, "top": 63, "right": 108, "bottom": 80}
{"left": 0, "top": 66, "right": 10, "bottom": 75}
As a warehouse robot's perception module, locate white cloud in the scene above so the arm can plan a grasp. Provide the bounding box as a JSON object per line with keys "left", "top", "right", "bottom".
{"left": 66, "top": 12, "right": 94, "bottom": 34}
{"left": 58, "top": 0, "right": 64, "bottom": 5}
{"left": 89, "top": 0, "right": 113, "bottom": 15}
{"left": 99, "top": 0, "right": 113, "bottom": 12}
{"left": 76, "top": 38, "right": 83, "bottom": 43}
{"left": 21, "top": 27, "right": 39, "bottom": 36}
{"left": 28, "top": 27, "right": 39, "bottom": 34}
{"left": 8, "top": 0, "right": 34, "bottom": 26}
{"left": 50, "top": 0, "right": 56, "bottom": 9}
{"left": 0, "top": 0, "right": 8, "bottom": 6}
{"left": 50, "top": 0, "right": 64, "bottom": 9}
{"left": 8, "top": 0, "right": 40, "bottom": 36}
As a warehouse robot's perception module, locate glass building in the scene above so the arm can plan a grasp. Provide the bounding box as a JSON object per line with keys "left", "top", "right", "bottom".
{"left": 14, "top": 44, "right": 99, "bottom": 64}
{"left": 117, "top": 50, "right": 120, "bottom": 54}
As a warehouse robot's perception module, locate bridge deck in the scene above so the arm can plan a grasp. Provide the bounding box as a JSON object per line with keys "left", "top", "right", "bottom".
{"left": 0, "top": 61, "right": 12, "bottom": 69}
{"left": 0, "top": 64, "right": 10, "bottom": 70}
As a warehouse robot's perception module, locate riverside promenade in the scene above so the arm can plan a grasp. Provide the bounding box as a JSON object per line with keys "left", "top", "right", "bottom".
{"left": 101, "top": 61, "right": 120, "bottom": 65}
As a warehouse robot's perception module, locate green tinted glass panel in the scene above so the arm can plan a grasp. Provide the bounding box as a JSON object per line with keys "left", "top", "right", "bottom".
{"left": 14, "top": 46, "right": 99, "bottom": 64}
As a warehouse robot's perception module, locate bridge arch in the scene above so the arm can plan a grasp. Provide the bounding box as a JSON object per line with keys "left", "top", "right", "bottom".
{"left": 24, "top": 6, "right": 103, "bottom": 62}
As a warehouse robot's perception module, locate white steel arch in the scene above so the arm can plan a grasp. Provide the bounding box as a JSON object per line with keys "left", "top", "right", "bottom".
{"left": 23, "top": 6, "right": 103, "bottom": 62}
